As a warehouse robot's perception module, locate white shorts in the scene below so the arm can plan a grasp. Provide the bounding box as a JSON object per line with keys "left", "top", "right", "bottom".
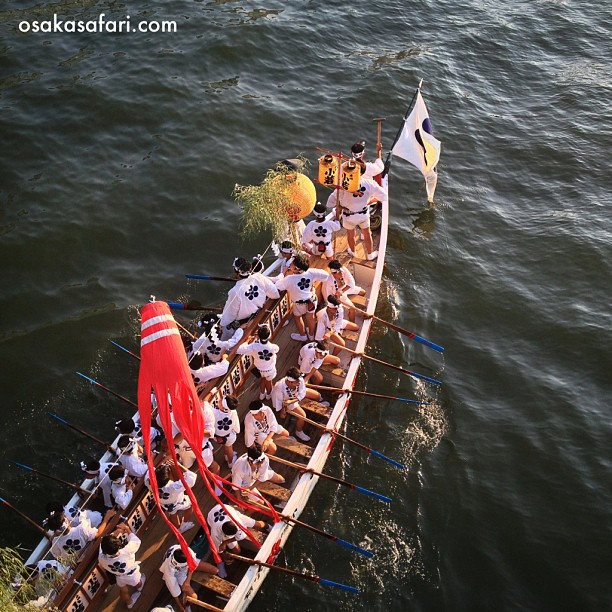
{"left": 216, "top": 431, "right": 237, "bottom": 446}
{"left": 293, "top": 296, "right": 317, "bottom": 317}
{"left": 163, "top": 493, "right": 192, "bottom": 516}
{"left": 341, "top": 212, "right": 370, "bottom": 230}
{"left": 115, "top": 566, "right": 142, "bottom": 588}
{"left": 258, "top": 366, "right": 277, "bottom": 381}
{"left": 202, "top": 441, "right": 214, "bottom": 467}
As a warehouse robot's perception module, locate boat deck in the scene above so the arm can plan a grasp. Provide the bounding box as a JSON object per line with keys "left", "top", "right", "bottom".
{"left": 38, "top": 207, "right": 386, "bottom": 612}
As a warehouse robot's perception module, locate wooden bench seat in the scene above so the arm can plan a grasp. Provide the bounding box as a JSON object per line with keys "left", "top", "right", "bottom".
{"left": 276, "top": 436, "right": 313, "bottom": 459}
{"left": 192, "top": 573, "right": 236, "bottom": 599}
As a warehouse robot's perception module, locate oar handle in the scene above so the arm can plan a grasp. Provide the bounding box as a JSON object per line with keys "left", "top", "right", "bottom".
{"left": 319, "top": 578, "right": 360, "bottom": 594}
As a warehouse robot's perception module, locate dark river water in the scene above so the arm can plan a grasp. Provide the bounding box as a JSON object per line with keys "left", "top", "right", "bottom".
{"left": 1, "top": 1, "right": 611, "bottom": 610}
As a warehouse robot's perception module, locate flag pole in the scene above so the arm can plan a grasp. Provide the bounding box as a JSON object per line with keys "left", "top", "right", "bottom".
{"left": 382, "top": 79, "right": 423, "bottom": 178}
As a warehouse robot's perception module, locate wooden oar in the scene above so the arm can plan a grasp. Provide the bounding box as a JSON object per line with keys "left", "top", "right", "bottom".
{"left": 185, "top": 597, "right": 225, "bottom": 612}
{"left": 307, "top": 383, "right": 428, "bottom": 405}
{"left": 168, "top": 301, "right": 222, "bottom": 312}
{"left": 8, "top": 460, "right": 91, "bottom": 495}
{"left": 0, "top": 497, "right": 47, "bottom": 536}
{"left": 225, "top": 552, "right": 359, "bottom": 594}
{"left": 248, "top": 500, "right": 373, "bottom": 558}
{"left": 287, "top": 410, "right": 405, "bottom": 471}
{"left": 356, "top": 307, "right": 444, "bottom": 353}
{"left": 110, "top": 340, "right": 141, "bottom": 361}
{"left": 267, "top": 454, "right": 391, "bottom": 503}
{"left": 76, "top": 371, "right": 138, "bottom": 408}
{"left": 185, "top": 274, "right": 236, "bottom": 282}
{"left": 47, "top": 413, "right": 111, "bottom": 450}
{"left": 329, "top": 342, "right": 442, "bottom": 386}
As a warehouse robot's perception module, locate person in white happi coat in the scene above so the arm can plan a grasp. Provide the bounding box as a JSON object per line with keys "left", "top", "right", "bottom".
{"left": 322, "top": 259, "right": 366, "bottom": 322}
{"left": 271, "top": 367, "right": 327, "bottom": 442}
{"left": 81, "top": 458, "right": 118, "bottom": 508}
{"left": 219, "top": 257, "right": 280, "bottom": 337}
{"left": 275, "top": 253, "right": 331, "bottom": 342}
{"left": 326, "top": 170, "right": 385, "bottom": 260}
{"left": 25, "top": 558, "right": 71, "bottom": 608}
{"left": 231, "top": 443, "right": 285, "bottom": 502}
{"left": 298, "top": 340, "right": 341, "bottom": 385}
{"left": 271, "top": 240, "right": 296, "bottom": 282}
{"left": 98, "top": 522, "right": 145, "bottom": 609}
{"left": 190, "top": 312, "right": 244, "bottom": 364}
{"left": 44, "top": 500, "right": 102, "bottom": 539}
{"left": 315, "top": 295, "right": 360, "bottom": 355}
{"left": 115, "top": 416, "right": 161, "bottom": 451}
{"left": 46, "top": 506, "right": 115, "bottom": 562}
{"left": 301, "top": 202, "right": 341, "bottom": 259}
{"left": 189, "top": 352, "right": 230, "bottom": 387}
{"left": 206, "top": 502, "right": 267, "bottom": 577}
{"left": 152, "top": 462, "right": 197, "bottom": 534}
{"left": 159, "top": 544, "right": 217, "bottom": 612}
{"left": 350, "top": 139, "right": 385, "bottom": 181}
{"left": 108, "top": 465, "right": 137, "bottom": 511}
{"left": 213, "top": 394, "right": 240, "bottom": 467}
{"left": 115, "top": 435, "right": 148, "bottom": 479}
{"left": 236, "top": 324, "right": 279, "bottom": 400}
{"left": 243, "top": 399, "right": 288, "bottom": 455}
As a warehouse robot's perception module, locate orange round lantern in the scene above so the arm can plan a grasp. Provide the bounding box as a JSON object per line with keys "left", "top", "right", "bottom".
{"left": 273, "top": 173, "right": 317, "bottom": 221}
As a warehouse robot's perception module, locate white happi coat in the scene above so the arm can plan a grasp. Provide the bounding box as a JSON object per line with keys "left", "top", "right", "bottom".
{"left": 315, "top": 304, "right": 348, "bottom": 341}
{"left": 243, "top": 405, "right": 281, "bottom": 448}
{"left": 231, "top": 453, "right": 276, "bottom": 491}
{"left": 98, "top": 532, "right": 142, "bottom": 587}
{"left": 276, "top": 268, "right": 330, "bottom": 303}
{"left": 298, "top": 342, "right": 325, "bottom": 376}
{"left": 220, "top": 273, "right": 279, "bottom": 328}
{"left": 206, "top": 503, "right": 258, "bottom": 550}
{"left": 236, "top": 340, "right": 279, "bottom": 378}
{"left": 159, "top": 544, "right": 199, "bottom": 598}
{"left": 271, "top": 376, "right": 307, "bottom": 412}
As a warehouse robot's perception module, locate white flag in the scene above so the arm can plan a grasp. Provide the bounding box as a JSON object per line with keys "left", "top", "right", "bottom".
{"left": 392, "top": 91, "right": 441, "bottom": 202}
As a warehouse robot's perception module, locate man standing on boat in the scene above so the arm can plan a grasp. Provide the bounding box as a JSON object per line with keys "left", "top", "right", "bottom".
{"left": 275, "top": 253, "right": 330, "bottom": 342}
{"left": 219, "top": 257, "right": 280, "bottom": 339}
{"left": 327, "top": 161, "right": 385, "bottom": 261}
{"left": 236, "top": 324, "right": 279, "bottom": 400}
{"left": 300, "top": 201, "right": 341, "bottom": 260}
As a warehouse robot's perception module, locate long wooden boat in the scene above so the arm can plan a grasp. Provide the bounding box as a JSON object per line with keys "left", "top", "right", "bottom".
{"left": 18, "top": 142, "right": 398, "bottom": 611}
